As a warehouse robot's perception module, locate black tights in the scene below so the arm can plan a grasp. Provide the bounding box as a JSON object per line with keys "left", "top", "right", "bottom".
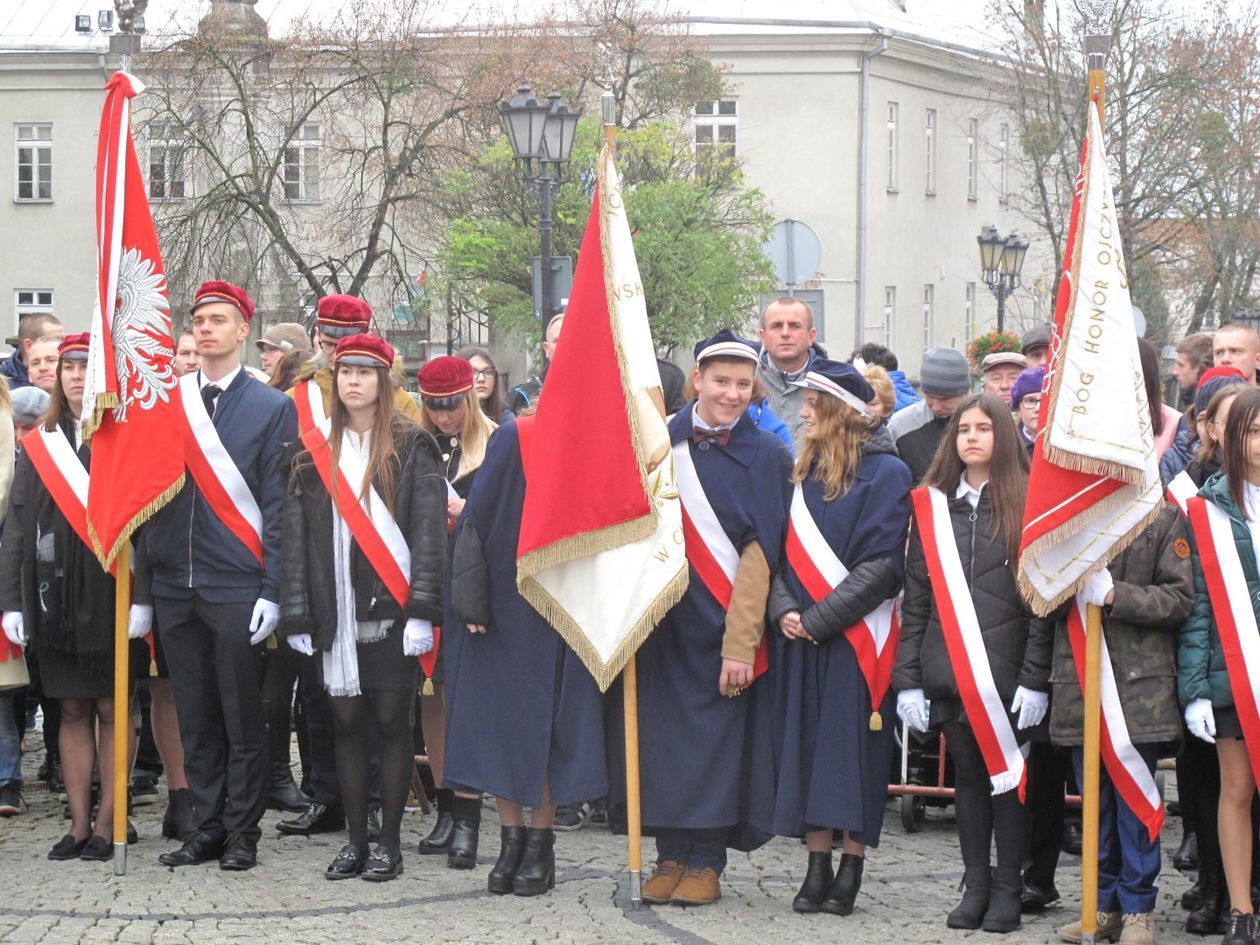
{"left": 331, "top": 689, "right": 414, "bottom": 856}
{"left": 943, "top": 720, "right": 1028, "bottom": 870}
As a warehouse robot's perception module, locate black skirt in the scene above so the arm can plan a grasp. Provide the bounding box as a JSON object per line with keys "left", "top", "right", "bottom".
{"left": 329, "top": 625, "right": 418, "bottom": 694}
{"left": 38, "top": 639, "right": 147, "bottom": 700}
{"left": 1215, "top": 704, "right": 1244, "bottom": 741}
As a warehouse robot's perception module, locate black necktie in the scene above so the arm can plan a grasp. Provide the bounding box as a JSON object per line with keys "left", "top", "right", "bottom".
{"left": 202, "top": 384, "right": 223, "bottom": 420}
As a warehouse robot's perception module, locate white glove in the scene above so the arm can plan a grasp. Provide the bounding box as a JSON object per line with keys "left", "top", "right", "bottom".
{"left": 287, "top": 633, "right": 315, "bottom": 656}
{"left": 1011, "top": 685, "right": 1049, "bottom": 729}
{"left": 896, "top": 688, "right": 929, "bottom": 733}
{"left": 2, "top": 611, "right": 25, "bottom": 648}
{"left": 248, "top": 598, "right": 280, "bottom": 646}
{"left": 402, "top": 618, "right": 434, "bottom": 657}
{"left": 1079, "top": 567, "right": 1116, "bottom": 607}
{"left": 1186, "top": 698, "right": 1217, "bottom": 744}
{"left": 128, "top": 604, "right": 154, "bottom": 640}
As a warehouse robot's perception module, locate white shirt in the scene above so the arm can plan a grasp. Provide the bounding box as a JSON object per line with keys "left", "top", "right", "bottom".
{"left": 1244, "top": 482, "right": 1260, "bottom": 574}
{"left": 691, "top": 403, "right": 734, "bottom": 433}
{"left": 955, "top": 475, "right": 987, "bottom": 509}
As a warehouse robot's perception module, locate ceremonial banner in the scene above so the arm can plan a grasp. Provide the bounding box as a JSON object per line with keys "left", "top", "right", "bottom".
{"left": 82, "top": 71, "right": 184, "bottom": 569}
{"left": 1017, "top": 106, "right": 1161, "bottom": 614}
{"left": 515, "top": 144, "right": 688, "bottom": 691}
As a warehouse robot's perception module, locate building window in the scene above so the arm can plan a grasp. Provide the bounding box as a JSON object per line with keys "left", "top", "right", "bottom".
{"left": 922, "top": 284, "right": 934, "bottom": 349}
{"left": 924, "top": 109, "right": 937, "bottom": 194}
{"left": 998, "top": 123, "right": 1009, "bottom": 203}
{"left": 283, "top": 123, "right": 321, "bottom": 201}
{"left": 966, "top": 119, "right": 978, "bottom": 200}
{"left": 147, "top": 123, "right": 186, "bottom": 200}
{"left": 883, "top": 286, "right": 896, "bottom": 348}
{"left": 15, "top": 123, "right": 52, "bottom": 201}
{"left": 886, "top": 102, "right": 898, "bottom": 191}
{"left": 694, "top": 99, "right": 737, "bottom": 166}
{"left": 15, "top": 289, "right": 54, "bottom": 334}
{"left": 965, "top": 282, "right": 976, "bottom": 339}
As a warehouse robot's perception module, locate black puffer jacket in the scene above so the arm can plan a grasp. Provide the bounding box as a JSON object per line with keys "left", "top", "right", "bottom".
{"left": 892, "top": 484, "right": 1053, "bottom": 724}
{"left": 278, "top": 419, "right": 448, "bottom": 650}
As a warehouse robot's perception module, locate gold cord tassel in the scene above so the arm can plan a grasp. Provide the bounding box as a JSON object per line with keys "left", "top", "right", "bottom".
{"left": 869, "top": 710, "right": 883, "bottom": 732}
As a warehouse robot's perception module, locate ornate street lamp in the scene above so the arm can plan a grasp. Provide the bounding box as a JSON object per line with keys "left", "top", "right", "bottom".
{"left": 500, "top": 85, "right": 584, "bottom": 331}
{"left": 977, "top": 225, "right": 1029, "bottom": 332}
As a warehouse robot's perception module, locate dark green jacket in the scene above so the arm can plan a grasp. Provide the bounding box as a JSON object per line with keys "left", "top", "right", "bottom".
{"left": 1178, "top": 473, "right": 1260, "bottom": 708}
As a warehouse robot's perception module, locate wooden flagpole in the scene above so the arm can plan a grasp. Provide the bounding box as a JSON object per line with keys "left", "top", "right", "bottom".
{"left": 112, "top": 543, "right": 131, "bottom": 874}
{"left": 601, "top": 90, "right": 645, "bottom": 908}
{"left": 1080, "top": 7, "right": 1111, "bottom": 941}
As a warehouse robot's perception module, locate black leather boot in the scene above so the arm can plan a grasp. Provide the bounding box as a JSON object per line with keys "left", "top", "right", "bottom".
{"left": 792, "top": 851, "right": 834, "bottom": 913}
{"left": 947, "top": 866, "right": 992, "bottom": 930}
{"left": 981, "top": 866, "right": 1023, "bottom": 933}
{"left": 162, "top": 789, "right": 180, "bottom": 839}
{"left": 1175, "top": 831, "right": 1200, "bottom": 872}
{"left": 446, "top": 795, "right": 481, "bottom": 870}
{"left": 418, "top": 789, "right": 454, "bottom": 855}
{"left": 1187, "top": 857, "right": 1225, "bottom": 935}
{"left": 512, "top": 827, "right": 555, "bottom": 896}
{"left": 162, "top": 788, "right": 198, "bottom": 841}
{"left": 267, "top": 762, "right": 311, "bottom": 813}
{"left": 487, "top": 826, "right": 528, "bottom": 895}
{"left": 820, "top": 853, "right": 863, "bottom": 915}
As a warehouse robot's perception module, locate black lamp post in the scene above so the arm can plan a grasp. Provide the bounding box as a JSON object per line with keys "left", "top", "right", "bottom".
{"left": 977, "top": 224, "right": 1030, "bottom": 333}
{"left": 499, "top": 84, "right": 583, "bottom": 332}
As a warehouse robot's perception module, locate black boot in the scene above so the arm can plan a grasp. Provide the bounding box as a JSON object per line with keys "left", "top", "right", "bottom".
{"left": 1174, "top": 831, "right": 1200, "bottom": 872}
{"left": 162, "top": 788, "right": 198, "bottom": 841}
{"left": 446, "top": 795, "right": 481, "bottom": 870}
{"left": 418, "top": 789, "right": 454, "bottom": 855}
{"left": 1186, "top": 856, "right": 1224, "bottom": 935}
{"left": 947, "top": 867, "right": 992, "bottom": 930}
{"left": 162, "top": 789, "right": 180, "bottom": 839}
{"left": 487, "top": 826, "right": 528, "bottom": 895}
{"left": 267, "top": 761, "right": 311, "bottom": 813}
{"left": 512, "top": 827, "right": 555, "bottom": 896}
{"left": 820, "top": 853, "right": 864, "bottom": 916}
{"left": 981, "top": 866, "right": 1023, "bottom": 933}
{"left": 792, "top": 851, "right": 834, "bottom": 913}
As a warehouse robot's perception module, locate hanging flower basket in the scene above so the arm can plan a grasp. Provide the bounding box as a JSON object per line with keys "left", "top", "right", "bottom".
{"left": 966, "top": 330, "right": 1022, "bottom": 372}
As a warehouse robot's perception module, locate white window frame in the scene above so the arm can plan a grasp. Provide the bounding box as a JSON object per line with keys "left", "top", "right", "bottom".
{"left": 886, "top": 102, "right": 899, "bottom": 191}
{"left": 146, "top": 122, "right": 187, "bottom": 200}
{"left": 283, "top": 122, "right": 321, "bottom": 202}
{"left": 922, "top": 284, "right": 934, "bottom": 349}
{"left": 693, "top": 99, "right": 738, "bottom": 164}
{"left": 998, "top": 122, "right": 1009, "bottom": 203}
{"left": 883, "top": 286, "right": 896, "bottom": 348}
{"left": 14, "top": 288, "right": 54, "bottom": 335}
{"left": 924, "top": 108, "right": 937, "bottom": 194}
{"left": 15, "top": 123, "right": 53, "bottom": 202}
{"left": 964, "top": 282, "right": 976, "bottom": 340}
{"left": 966, "top": 118, "right": 978, "bottom": 200}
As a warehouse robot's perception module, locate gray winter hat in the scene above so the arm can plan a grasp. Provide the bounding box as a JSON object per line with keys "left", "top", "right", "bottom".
{"left": 919, "top": 346, "right": 971, "bottom": 397}
{"left": 11, "top": 385, "right": 50, "bottom": 426}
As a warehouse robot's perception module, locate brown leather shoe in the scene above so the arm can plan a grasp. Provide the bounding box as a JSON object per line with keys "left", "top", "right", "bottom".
{"left": 641, "top": 860, "right": 685, "bottom": 904}
{"left": 670, "top": 867, "right": 721, "bottom": 906}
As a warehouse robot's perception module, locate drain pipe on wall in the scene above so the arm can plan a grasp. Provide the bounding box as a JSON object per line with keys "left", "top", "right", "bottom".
{"left": 854, "top": 32, "right": 888, "bottom": 351}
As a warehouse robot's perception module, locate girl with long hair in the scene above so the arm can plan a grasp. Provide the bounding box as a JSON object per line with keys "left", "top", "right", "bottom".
{"left": 455, "top": 346, "right": 512, "bottom": 424}
{"left": 761, "top": 360, "right": 911, "bottom": 915}
{"left": 1180, "top": 388, "right": 1260, "bottom": 945}
{"left": 0, "top": 334, "right": 134, "bottom": 861}
{"left": 280, "top": 335, "right": 447, "bottom": 881}
{"left": 893, "top": 393, "right": 1052, "bottom": 934}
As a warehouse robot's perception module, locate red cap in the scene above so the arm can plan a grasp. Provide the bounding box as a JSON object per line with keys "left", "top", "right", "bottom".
{"left": 418, "top": 356, "right": 474, "bottom": 408}
{"left": 333, "top": 334, "right": 395, "bottom": 370}
{"left": 1197, "top": 364, "right": 1248, "bottom": 390}
{"left": 58, "top": 332, "right": 90, "bottom": 360}
{"left": 192, "top": 280, "right": 255, "bottom": 322}
{"left": 315, "top": 295, "right": 372, "bottom": 338}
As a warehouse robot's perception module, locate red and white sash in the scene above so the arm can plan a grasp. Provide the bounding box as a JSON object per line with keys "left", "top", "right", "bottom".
{"left": 1166, "top": 470, "right": 1197, "bottom": 517}
{"left": 1064, "top": 598, "right": 1164, "bottom": 841}
{"left": 22, "top": 426, "right": 91, "bottom": 553}
{"left": 671, "top": 440, "right": 769, "bottom": 679}
{"left": 294, "top": 377, "right": 328, "bottom": 435}
{"left": 1186, "top": 495, "right": 1260, "bottom": 784}
{"left": 300, "top": 420, "right": 411, "bottom": 607}
{"left": 910, "top": 486, "right": 1025, "bottom": 795}
{"left": 179, "top": 372, "right": 264, "bottom": 563}
{"left": 785, "top": 483, "right": 899, "bottom": 731}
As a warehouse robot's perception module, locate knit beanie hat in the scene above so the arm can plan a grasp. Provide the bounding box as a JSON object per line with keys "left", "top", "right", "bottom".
{"left": 1009, "top": 366, "right": 1046, "bottom": 409}
{"left": 919, "top": 346, "right": 971, "bottom": 397}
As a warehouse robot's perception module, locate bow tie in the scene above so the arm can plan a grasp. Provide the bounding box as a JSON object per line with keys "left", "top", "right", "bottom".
{"left": 692, "top": 426, "right": 730, "bottom": 448}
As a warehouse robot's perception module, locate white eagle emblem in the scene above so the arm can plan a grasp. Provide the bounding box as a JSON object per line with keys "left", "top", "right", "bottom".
{"left": 111, "top": 247, "right": 176, "bottom": 420}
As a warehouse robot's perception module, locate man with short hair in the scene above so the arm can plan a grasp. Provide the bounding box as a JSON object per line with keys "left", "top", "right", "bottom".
{"left": 510, "top": 313, "right": 565, "bottom": 415}
{"left": 0, "top": 313, "right": 62, "bottom": 390}
{"left": 255, "top": 322, "right": 312, "bottom": 377}
{"left": 1021, "top": 326, "right": 1052, "bottom": 370}
{"left": 25, "top": 336, "right": 60, "bottom": 393}
{"left": 756, "top": 297, "right": 819, "bottom": 445}
{"left": 1212, "top": 323, "right": 1260, "bottom": 385}
{"left": 980, "top": 351, "right": 1027, "bottom": 404}
{"left": 174, "top": 330, "right": 200, "bottom": 377}
{"left": 134, "top": 280, "right": 298, "bottom": 872}
{"left": 887, "top": 346, "right": 972, "bottom": 484}
{"left": 1172, "top": 333, "right": 1213, "bottom": 409}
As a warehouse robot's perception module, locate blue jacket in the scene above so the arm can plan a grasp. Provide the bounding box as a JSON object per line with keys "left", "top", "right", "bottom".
{"left": 747, "top": 399, "right": 794, "bottom": 454}
{"left": 137, "top": 370, "right": 297, "bottom": 604}
{"left": 888, "top": 370, "right": 920, "bottom": 413}
{"left": 1159, "top": 423, "right": 1196, "bottom": 487}
{"left": 0, "top": 350, "right": 29, "bottom": 390}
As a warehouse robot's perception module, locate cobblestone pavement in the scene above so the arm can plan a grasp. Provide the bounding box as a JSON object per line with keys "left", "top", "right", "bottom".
{"left": 0, "top": 736, "right": 1209, "bottom": 945}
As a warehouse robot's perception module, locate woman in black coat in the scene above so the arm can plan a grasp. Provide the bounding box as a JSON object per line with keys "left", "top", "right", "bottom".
{"left": 892, "top": 394, "right": 1053, "bottom": 934}
{"left": 280, "top": 335, "right": 447, "bottom": 881}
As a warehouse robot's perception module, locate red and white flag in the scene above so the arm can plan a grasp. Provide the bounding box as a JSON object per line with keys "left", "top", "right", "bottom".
{"left": 82, "top": 72, "right": 185, "bottom": 569}
{"left": 515, "top": 143, "right": 688, "bottom": 691}
{"left": 1018, "top": 104, "right": 1162, "bottom": 614}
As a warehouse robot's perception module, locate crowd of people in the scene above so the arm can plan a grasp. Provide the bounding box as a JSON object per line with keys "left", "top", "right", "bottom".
{"left": 3, "top": 287, "right": 1260, "bottom": 945}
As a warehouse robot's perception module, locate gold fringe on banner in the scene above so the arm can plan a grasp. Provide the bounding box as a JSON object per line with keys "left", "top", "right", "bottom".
{"left": 88, "top": 472, "right": 186, "bottom": 572}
